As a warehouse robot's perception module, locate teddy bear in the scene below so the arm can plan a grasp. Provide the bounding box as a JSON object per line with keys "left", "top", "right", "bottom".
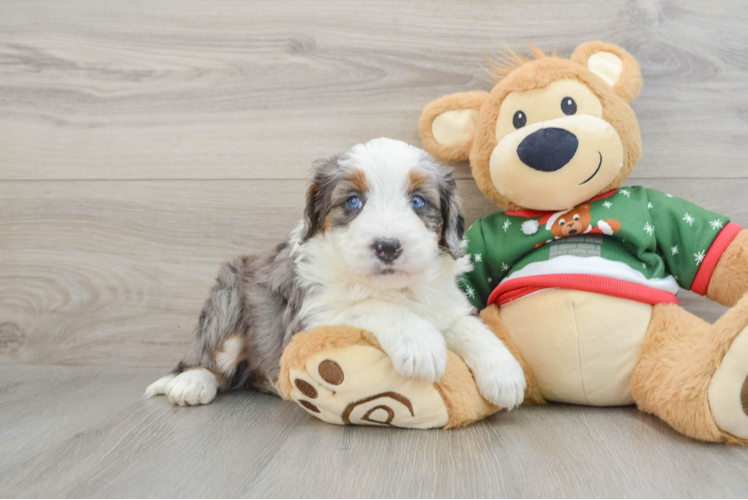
{"left": 413, "top": 41, "right": 748, "bottom": 444}
{"left": 278, "top": 41, "right": 748, "bottom": 443}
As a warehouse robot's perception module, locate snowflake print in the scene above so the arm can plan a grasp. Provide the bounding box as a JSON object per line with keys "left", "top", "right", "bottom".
{"left": 620, "top": 189, "right": 630, "bottom": 197}
{"left": 642, "top": 263, "right": 647, "bottom": 269}
{"left": 502, "top": 219, "right": 512, "bottom": 232}
{"left": 474, "top": 253, "right": 482, "bottom": 263}
{"left": 487, "top": 277, "right": 492, "bottom": 284}
{"left": 602, "top": 201, "right": 612, "bottom": 208}
{"left": 671, "top": 245, "right": 678, "bottom": 255}
{"left": 647, "top": 202, "right": 654, "bottom": 209}
{"left": 643, "top": 222, "right": 655, "bottom": 236}
{"left": 501, "top": 262, "right": 509, "bottom": 272}
{"left": 683, "top": 213, "right": 695, "bottom": 226}
{"left": 710, "top": 219, "right": 723, "bottom": 230}
{"left": 465, "top": 285, "right": 475, "bottom": 299}
{"left": 666, "top": 194, "right": 673, "bottom": 198}
{"left": 694, "top": 250, "right": 706, "bottom": 265}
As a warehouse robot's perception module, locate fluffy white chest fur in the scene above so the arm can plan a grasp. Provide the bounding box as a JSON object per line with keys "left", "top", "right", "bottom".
{"left": 294, "top": 231, "right": 474, "bottom": 332}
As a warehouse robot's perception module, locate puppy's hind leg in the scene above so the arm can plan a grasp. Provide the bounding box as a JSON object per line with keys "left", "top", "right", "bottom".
{"left": 143, "top": 373, "right": 177, "bottom": 398}
{"left": 145, "top": 259, "right": 250, "bottom": 406}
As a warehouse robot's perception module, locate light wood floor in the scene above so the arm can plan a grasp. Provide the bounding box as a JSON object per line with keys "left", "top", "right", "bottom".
{"left": 1, "top": 0, "right": 748, "bottom": 497}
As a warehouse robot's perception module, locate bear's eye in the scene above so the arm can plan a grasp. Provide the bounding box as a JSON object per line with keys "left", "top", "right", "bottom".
{"left": 559, "top": 219, "right": 565, "bottom": 226}
{"left": 512, "top": 111, "right": 527, "bottom": 129}
{"left": 573, "top": 214, "right": 580, "bottom": 220}
{"left": 561, "top": 97, "right": 577, "bottom": 115}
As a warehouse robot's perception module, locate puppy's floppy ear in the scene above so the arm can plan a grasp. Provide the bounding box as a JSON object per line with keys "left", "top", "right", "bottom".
{"left": 419, "top": 91, "right": 488, "bottom": 164}
{"left": 571, "top": 41, "right": 642, "bottom": 104}
{"left": 437, "top": 166, "right": 466, "bottom": 259}
{"left": 301, "top": 155, "right": 341, "bottom": 242}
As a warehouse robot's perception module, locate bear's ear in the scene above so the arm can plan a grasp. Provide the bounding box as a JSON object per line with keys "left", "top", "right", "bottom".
{"left": 571, "top": 41, "right": 642, "bottom": 104}
{"left": 419, "top": 91, "right": 488, "bottom": 163}
{"left": 578, "top": 203, "right": 592, "bottom": 210}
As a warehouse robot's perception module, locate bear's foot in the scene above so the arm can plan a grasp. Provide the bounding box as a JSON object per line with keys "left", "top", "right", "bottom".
{"left": 279, "top": 326, "right": 499, "bottom": 429}
{"left": 709, "top": 323, "right": 748, "bottom": 441}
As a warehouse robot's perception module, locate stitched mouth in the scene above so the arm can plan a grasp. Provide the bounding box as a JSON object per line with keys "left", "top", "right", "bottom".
{"left": 579, "top": 151, "right": 603, "bottom": 185}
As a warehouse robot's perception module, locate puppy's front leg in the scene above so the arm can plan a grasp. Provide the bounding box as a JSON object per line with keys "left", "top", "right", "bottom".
{"left": 444, "top": 315, "right": 526, "bottom": 410}
{"left": 344, "top": 302, "right": 448, "bottom": 382}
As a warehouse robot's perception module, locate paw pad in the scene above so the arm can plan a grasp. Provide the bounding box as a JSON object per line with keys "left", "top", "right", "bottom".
{"left": 288, "top": 344, "right": 449, "bottom": 429}
{"left": 318, "top": 360, "right": 344, "bottom": 385}
{"left": 294, "top": 378, "right": 318, "bottom": 399}
{"left": 341, "top": 391, "right": 414, "bottom": 425}
{"left": 298, "top": 400, "right": 320, "bottom": 413}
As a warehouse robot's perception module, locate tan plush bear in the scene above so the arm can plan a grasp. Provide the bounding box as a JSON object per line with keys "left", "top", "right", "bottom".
{"left": 416, "top": 41, "right": 748, "bottom": 444}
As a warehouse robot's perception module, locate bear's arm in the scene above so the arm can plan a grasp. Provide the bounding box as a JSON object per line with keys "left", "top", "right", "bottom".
{"left": 644, "top": 188, "right": 739, "bottom": 293}
{"left": 460, "top": 219, "right": 491, "bottom": 310}
{"left": 707, "top": 229, "right": 748, "bottom": 307}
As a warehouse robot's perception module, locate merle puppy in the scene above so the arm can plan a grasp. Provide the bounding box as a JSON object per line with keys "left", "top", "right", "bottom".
{"left": 145, "top": 138, "right": 526, "bottom": 409}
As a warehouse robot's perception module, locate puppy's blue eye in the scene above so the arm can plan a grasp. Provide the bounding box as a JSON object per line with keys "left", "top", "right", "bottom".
{"left": 347, "top": 196, "right": 362, "bottom": 210}
{"left": 411, "top": 196, "right": 425, "bottom": 209}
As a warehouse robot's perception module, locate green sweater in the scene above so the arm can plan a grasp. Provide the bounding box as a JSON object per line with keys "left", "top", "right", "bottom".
{"left": 460, "top": 187, "right": 741, "bottom": 309}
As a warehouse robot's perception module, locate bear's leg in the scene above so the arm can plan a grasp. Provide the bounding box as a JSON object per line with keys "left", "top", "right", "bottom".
{"left": 279, "top": 326, "right": 499, "bottom": 429}
{"left": 479, "top": 304, "right": 545, "bottom": 405}
{"left": 631, "top": 296, "right": 748, "bottom": 444}
{"left": 706, "top": 293, "right": 748, "bottom": 444}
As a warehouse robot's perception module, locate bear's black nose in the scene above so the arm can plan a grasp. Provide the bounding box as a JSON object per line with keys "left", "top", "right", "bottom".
{"left": 517, "top": 127, "right": 579, "bottom": 172}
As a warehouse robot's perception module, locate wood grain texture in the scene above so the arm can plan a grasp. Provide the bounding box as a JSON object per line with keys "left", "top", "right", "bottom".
{"left": 1, "top": 364, "right": 747, "bottom": 498}
{"left": 1, "top": 0, "right": 748, "bottom": 180}
{"left": 2, "top": 1, "right": 748, "bottom": 496}
{"left": 1, "top": 179, "right": 744, "bottom": 367}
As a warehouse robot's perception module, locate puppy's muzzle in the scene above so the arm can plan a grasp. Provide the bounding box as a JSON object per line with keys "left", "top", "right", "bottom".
{"left": 373, "top": 238, "right": 402, "bottom": 263}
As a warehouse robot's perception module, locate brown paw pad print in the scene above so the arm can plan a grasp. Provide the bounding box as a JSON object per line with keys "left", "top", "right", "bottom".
{"left": 342, "top": 391, "right": 414, "bottom": 426}
{"left": 318, "top": 359, "right": 344, "bottom": 385}
{"left": 288, "top": 345, "right": 449, "bottom": 428}
{"left": 294, "top": 379, "right": 319, "bottom": 413}
{"left": 292, "top": 359, "right": 344, "bottom": 414}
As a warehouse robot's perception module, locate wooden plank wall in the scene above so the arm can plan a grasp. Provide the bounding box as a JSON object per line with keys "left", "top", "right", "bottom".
{"left": 1, "top": 0, "right": 747, "bottom": 367}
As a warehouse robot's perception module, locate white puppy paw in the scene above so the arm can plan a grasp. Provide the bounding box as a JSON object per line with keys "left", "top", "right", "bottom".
{"left": 163, "top": 369, "right": 218, "bottom": 406}
{"left": 472, "top": 349, "right": 526, "bottom": 410}
{"left": 382, "top": 324, "right": 448, "bottom": 383}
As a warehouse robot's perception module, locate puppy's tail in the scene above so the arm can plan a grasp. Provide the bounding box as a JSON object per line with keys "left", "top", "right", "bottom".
{"left": 143, "top": 374, "right": 176, "bottom": 398}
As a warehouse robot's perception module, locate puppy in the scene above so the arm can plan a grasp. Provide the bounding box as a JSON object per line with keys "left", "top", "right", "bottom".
{"left": 145, "top": 138, "right": 526, "bottom": 410}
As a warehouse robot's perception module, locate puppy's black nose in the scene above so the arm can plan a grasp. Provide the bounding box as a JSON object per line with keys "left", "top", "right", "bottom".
{"left": 517, "top": 127, "right": 578, "bottom": 172}
{"left": 373, "top": 239, "right": 402, "bottom": 262}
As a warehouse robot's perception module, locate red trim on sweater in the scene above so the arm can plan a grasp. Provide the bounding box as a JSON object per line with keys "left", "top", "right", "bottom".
{"left": 691, "top": 222, "right": 742, "bottom": 296}
{"left": 486, "top": 274, "right": 679, "bottom": 306}
{"left": 505, "top": 189, "right": 618, "bottom": 218}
